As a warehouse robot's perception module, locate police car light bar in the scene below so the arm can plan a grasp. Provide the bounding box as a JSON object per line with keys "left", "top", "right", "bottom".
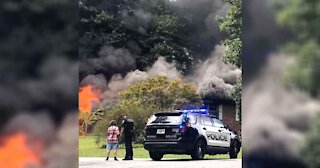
{"left": 182, "top": 108, "right": 208, "bottom": 114}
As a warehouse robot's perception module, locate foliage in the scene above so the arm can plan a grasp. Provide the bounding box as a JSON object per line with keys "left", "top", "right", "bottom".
{"left": 218, "top": 0, "right": 242, "bottom": 120}
{"left": 79, "top": 0, "right": 193, "bottom": 77}
{"left": 302, "top": 117, "right": 320, "bottom": 168}
{"left": 119, "top": 76, "right": 202, "bottom": 110}
{"left": 284, "top": 41, "right": 320, "bottom": 97}
{"left": 93, "top": 76, "right": 202, "bottom": 143}
{"left": 218, "top": 0, "right": 242, "bottom": 67}
{"left": 275, "top": 0, "right": 320, "bottom": 98}
{"left": 79, "top": 109, "right": 104, "bottom": 136}
{"left": 274, "top": 0, "right": 320, "bottom": 42}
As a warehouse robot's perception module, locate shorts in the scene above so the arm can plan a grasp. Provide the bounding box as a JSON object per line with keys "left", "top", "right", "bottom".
{"left": 106, "top": 143, "right": 118, "bottom": 150}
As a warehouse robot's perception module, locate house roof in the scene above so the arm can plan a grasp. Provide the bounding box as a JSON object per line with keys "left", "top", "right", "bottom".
{"left": 203, "top": 94, "right": 236, "bottom": 105}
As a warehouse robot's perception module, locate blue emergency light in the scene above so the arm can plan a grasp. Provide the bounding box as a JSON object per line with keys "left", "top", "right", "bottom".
{"left": 182, "top": 108, "right": 208, "bottom": 114}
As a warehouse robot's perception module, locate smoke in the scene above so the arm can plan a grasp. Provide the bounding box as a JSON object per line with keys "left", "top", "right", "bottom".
{"left": 80, "top": 46, "right": 136, "bottom": 78}
{"left": 0, "top": 57, "right": 78, "bottom": 127}
{"left": 122, "top": 9, "right": 152, "bottom": 34}
{"left": 81, "top": 45, "right": 240, "bottom": 109}
{"left": 0, "top": 0, "right": 78, "bottom": 167}
{"left": 146, "top": 57, "right": 182, "bottom": 79}
{"left": 0, "top": 57, "right": 78, "bottom": 167}
{"left": 191, "top": 45, "right": 241, "bottom": 98}
{"left": 81, "top": 56, "right": 182, "bottom": 106}
{"left": 45, "top": 113, "right": 78, "bottom": 168}
{"left": 79, "top": 0, "right": 232, "bottom": 81}
{"left": 168, "top": 0, "right": 228, "bottom": 59}
{"left": 243, "top": 55, "right": 320, "bottom": 167}
{"left": 4, "top": 113, "right": 55, "bottom": 142}
{"left": 3, "top": 112, "right": 78, "bottom": 168}
{"left": 80, "top": 74, "right": 107, "bottom": 91}
{"left": 243, "top": 0, "right": 291, "bottom": 83}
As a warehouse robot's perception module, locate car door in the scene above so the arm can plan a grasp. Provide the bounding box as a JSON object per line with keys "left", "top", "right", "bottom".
{"left": 200, "top": 116, "right": 220, "bottom": 147}
{"left": 211, "top": 118, "right": 231, "bottom": 147}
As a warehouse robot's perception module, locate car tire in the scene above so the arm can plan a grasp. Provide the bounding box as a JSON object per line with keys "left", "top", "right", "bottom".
{"left": 191, "top": 140, "right": 206, "bottom": 160}
{"left": 149, "top": 151, "right": 163, "bottom": 161}
{"left": 229, "top": 140, "right": 239, "bottom": 159}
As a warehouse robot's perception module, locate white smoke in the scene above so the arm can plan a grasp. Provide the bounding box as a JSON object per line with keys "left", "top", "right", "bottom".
{"left": 243, "top": 55, "right": 320, "bottom": 160}
{"left": 191, "top": 45, "right": 241, "bottom": 98}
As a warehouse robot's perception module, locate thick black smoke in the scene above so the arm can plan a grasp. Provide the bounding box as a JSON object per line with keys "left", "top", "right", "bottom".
{"left": 80, "top": 46, "right": 136, "bottom": 80}
{"left": 170, "top": 0, "right": 228, "bottom": 60}
{"left": 243, "top": 0, "right": 292, "bottom": 83}
{"left": 0, "top": 57, "right": 78, "bottom": 128}
{"left": 80, "top": 0, "right": 230, "bottom": 82}
{"left": 0, "top": 0, "right": 78, "bottom": 126}
{"left": 0, "top": 0, "right": 78, "bottom": 167}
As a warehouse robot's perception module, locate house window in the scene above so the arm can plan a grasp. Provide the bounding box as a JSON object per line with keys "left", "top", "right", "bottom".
{"left": 218, "top": 104, "right": 223, "bottom": 120}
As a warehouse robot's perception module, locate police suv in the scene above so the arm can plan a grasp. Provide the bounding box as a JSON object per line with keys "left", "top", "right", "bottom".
{"left": 143, "top": 109, "right": 241, "bottom": 160}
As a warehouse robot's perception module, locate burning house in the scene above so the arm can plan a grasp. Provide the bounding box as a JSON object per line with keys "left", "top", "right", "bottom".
{"left": 79, "top": 45, "right": 242, "bottom": 135}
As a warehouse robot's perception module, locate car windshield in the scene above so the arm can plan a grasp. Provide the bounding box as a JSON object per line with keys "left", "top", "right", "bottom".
{"left": 147, "top": 113, "right": 182, "bottom": 124}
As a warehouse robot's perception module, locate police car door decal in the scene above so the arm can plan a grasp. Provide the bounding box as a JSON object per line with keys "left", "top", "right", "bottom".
{"left": 201, "top": 116, "right": 220, "bottom": 147}
{"left": 211, "top": 118, "right": 231, "bottom": 147}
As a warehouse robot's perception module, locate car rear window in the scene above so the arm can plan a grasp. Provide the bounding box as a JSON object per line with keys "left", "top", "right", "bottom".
{"left": 147, "top": 113, "right": 182, "bottom": 124}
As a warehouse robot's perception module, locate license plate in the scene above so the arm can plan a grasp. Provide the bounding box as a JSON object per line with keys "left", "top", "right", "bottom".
{"left": 156, "top": 129, "right": 165, "bottom": 134}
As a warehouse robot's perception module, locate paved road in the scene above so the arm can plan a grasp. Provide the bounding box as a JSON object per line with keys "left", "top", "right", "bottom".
{"left": 79, "top": 157, "right": 242, "bottom": 168}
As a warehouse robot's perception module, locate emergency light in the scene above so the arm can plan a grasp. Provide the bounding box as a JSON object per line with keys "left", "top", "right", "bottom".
{"left": 182, "top": 108, "right": 208, "bottom": 114}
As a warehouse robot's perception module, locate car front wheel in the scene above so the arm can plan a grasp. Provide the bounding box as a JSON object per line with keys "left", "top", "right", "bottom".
{"left": 149, "top": 151, "right": 163, "bottom": 161}
{"left": 191, "top": 140, "right": 206, "bottom": 160}
{"left": 229, "top": 140, "right": 239, "bottom": 159}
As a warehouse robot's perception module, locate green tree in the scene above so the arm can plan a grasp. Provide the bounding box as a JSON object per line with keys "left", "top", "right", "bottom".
{"left": 274, "top": 0, "right": 320, "bottom": 97}
{"left": 79, "top": 109, "right": 104, "bottom": 136}
{"left": 218, "top": 0, "right": 242, "bottom": 121}
{"left": 274, "top": 0, "right": 320, "bottom": 42}
{"left": 119, "top": 76, "right": 202, "bottom": 110}
{"left": 283, "top": 41, "right": 320, "bottom": 97}
{"left": 302, "top": 117, "right": 320, "bottom": 168}
{"left": 218, "top": 0, "right": 242, "bottom": 67}
{"left": 93, "top": 76, "right": 202, "bottom": 143}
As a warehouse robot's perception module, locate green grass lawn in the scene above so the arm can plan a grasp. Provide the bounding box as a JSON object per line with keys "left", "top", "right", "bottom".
{"left": 79, "top": 136, "right": 242, "bottom": 159}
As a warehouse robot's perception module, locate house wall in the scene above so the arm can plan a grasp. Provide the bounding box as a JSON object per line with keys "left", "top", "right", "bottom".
{"left": 222, "top": 104, "right": 241, "bottom": 133}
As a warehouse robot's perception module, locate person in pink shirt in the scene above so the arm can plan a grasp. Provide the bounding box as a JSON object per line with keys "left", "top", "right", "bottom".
{"left": 106, "top": 120, "right": 120, "bottom": 161}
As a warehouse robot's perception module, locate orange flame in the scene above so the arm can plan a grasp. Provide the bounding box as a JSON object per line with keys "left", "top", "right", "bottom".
{"left": 0, "top": 132, "right": 42, "bottom": 168}
{"left": 79, "top": 85, "right": 101, "bottom": 113}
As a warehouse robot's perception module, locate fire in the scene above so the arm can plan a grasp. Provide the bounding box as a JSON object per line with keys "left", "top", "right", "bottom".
{"left": 0, "top": 132, "right": 42, "bottom": 168}
{"left": 79, "top": 85, "right": 101, "bottom": 113}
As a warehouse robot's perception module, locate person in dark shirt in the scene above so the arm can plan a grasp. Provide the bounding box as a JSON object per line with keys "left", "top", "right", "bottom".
{"left": 121, "top": 114, "right": 134, "bottom": 160}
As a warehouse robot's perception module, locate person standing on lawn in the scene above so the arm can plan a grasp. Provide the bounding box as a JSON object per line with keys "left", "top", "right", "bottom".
{"left": 106, "top": 120, "right": 120, "bottom": 161}
{"left": 121, "top": 114, "right": 134, "bottom": 160}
